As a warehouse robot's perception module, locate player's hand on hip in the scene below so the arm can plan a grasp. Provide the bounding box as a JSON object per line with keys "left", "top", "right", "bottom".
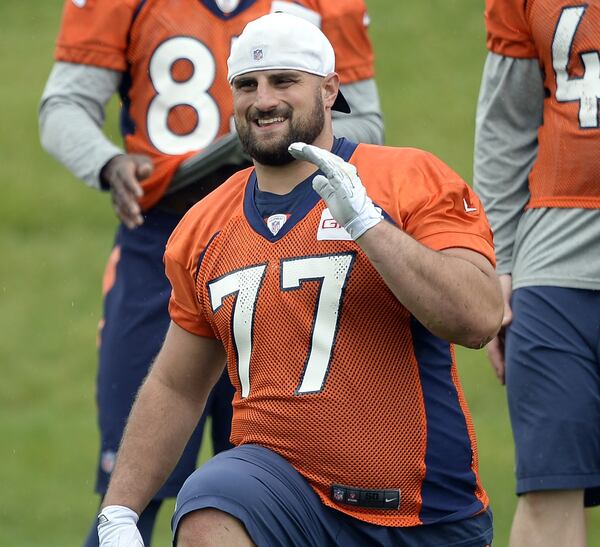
{"left": 97, "top": 505, "right": 144, "bottom": 547}
{"left": 101, "top": 154, "right": 152, "bottom": 229}
{"left": 288, "top": 142, "right": 382, "bottom": 240}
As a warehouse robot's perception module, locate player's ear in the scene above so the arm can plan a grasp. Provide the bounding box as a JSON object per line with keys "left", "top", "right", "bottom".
{"left": 322, "top": 72, "right": 341, "bottom": 111}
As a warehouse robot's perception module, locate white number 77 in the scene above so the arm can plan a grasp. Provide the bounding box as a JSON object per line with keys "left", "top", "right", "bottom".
{"left": 208, "top": 253, "right": 355, "bottom": 398}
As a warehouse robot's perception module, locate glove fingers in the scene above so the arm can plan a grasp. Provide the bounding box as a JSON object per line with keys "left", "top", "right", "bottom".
{"left": 288, "top": 142, "right": 338, "bottom": 179}
{"left": 312, "top": 174, "right": 334, "bottom": 200}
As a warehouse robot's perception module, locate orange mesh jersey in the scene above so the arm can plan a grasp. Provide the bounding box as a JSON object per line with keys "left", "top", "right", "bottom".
{"left": 165, "top": 139, "right": 493, "bottom": 526}
{"left": 485, "top": 0, "right": 600, "bottom": 209}
{"left": 54, "top": 0, "right": 374, "bottom": 210}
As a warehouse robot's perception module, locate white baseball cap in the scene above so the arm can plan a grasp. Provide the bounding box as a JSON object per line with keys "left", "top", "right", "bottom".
{"left": 227, "top": 12, "right": 351, "bottom": 113}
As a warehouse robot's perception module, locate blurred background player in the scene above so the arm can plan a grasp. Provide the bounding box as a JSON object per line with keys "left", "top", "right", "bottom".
{"left": 474, "top": 1, "right": 600, "bottom": 545}
{"left": 97, "top": 12, "right": 501, "bottom": 547}
{"left": 38, "top": 1, "right": 383, "bottom": 545}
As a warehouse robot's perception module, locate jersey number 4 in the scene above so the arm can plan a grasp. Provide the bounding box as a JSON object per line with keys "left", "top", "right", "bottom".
{"left": 552, "top": 5, "right": 600, "bottom": 128}
{"left": 208, "top": 253, "right": 356, "bottom": 398}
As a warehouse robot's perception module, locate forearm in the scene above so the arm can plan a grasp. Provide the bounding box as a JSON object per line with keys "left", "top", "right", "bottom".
{"left": 39, "top": 62, "right": 123, "bottom": 189}
{"left": 103, "top": 322, "right": 227, "bottom": 514}
{"left": 40, "top": 98, "right": 122, "bottom": 189}
{"left": 358, "top": 221, "right": 503, "bottom": 348}
{"left": 102, "top": 373, "right": 208, "bottom": 514}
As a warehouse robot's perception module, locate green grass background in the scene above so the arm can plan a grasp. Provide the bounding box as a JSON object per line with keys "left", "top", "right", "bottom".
{"left": 1, "top": 1, "right": 598, "bottom": 545}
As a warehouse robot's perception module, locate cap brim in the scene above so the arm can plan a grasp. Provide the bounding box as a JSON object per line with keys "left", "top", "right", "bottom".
{"left": 332, "top": 89, "right": 351, "bottom": 113}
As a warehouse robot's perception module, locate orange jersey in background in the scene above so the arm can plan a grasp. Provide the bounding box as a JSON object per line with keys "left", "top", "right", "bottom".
{"left": 485, "top": 0, "right": 600, "bottom": 209}
{"left": 165, "top": 139, "right": 493, "bottom": 526}
{"left": 54, "top": 0, "right": 375, "bottom": 209}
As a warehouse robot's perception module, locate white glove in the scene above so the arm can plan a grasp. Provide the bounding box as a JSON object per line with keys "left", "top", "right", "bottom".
{"left": 288, "top": 142, "right": 383, "bottom": 240}
{"left": 97, "top": 505, "right": 144, "bottom": 547}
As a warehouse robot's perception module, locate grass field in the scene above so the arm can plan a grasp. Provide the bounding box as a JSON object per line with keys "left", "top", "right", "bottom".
{"left": 1, "top": 1, "right": 598, "bottom": 545}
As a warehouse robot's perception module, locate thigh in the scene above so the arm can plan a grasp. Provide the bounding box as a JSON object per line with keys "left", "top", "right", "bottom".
{"left": 506, "top": 286, "right": 600, "bottom": 496}
{"left": 173, "top": 446, "right": 493, "bottom": 547}
{"left": 172, "top": 445, "right": 340, "bottom": 547}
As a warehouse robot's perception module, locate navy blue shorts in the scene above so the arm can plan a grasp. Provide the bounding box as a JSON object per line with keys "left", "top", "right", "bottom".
{"left": 506, "top": 286, "right": 600, "bottom": 505}
{"left": 96, "top": 208, "right": 234, "bottom": 498}
{"left": 172, "top": 445, "right": 493, "bottom": 546}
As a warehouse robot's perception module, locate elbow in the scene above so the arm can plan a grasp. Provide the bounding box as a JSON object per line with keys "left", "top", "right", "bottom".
{"left": 455, "top": 300, "right": 503, "bottom": 350}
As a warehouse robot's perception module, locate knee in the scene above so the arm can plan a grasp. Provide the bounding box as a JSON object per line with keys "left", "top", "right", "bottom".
{"left": 176, "top": 508, "right": 254, "bottom": 547}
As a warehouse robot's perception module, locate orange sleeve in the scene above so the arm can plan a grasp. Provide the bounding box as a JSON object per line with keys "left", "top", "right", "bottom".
{"left": 164, "top": 216, "right": 216, "bottom": 338}
{"left": 358, "top": 146, "right": 496, "bottom": 267}
{"left": 485, "top": 0, "right": 537, "bottom": 58}
{"left": 301, "top": 0, "right": 375, "bottom": 83}
{"left": 54, "top": 0, "right": 140, "bottom": 70}
{"left": 402, "top": 151, "right": 496, "bottom": 267}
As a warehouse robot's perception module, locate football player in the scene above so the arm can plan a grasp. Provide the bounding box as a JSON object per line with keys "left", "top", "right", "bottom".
{"left": 39, "top": 1, "right": 383, "bottom": 545}
{"left": 474, "top": 1, "right": 600, "bottom": 545}
{"left": 98, "top": 12, "right": 502, "bottom": 547}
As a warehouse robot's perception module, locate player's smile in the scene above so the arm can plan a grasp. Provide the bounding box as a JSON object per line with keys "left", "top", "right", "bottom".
{"left": 251, "top": 111, "right": 290, "bottom": 134}
{"left": 256, "top": 115, "right": 287, "bottom": 128}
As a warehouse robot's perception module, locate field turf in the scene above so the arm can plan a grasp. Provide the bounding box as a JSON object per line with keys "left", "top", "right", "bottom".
{"left": 1, "top": 1, "right": 598, "bottom": 545}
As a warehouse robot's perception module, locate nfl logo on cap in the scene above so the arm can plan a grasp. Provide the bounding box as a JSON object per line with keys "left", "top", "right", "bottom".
{"left": 252, "top": 48, "right": 264, "bottom": 61}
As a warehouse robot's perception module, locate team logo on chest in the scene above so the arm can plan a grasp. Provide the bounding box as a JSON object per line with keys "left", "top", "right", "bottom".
{"left": 215, "top": 0, "right": 241, "bottom": 14}
{"left": 266, "top": 213, "right": 288, "bottom": 236}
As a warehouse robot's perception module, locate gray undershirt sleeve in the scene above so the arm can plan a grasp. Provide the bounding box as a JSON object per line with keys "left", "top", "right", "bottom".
{"left": 332, "top": 78, "right": 384, "bottom": 145}
{"left": 39, "top": 62, "right": 124, "bottom": 190}
{"left": 473, "top": 52, "right": 544, "bottom": 274}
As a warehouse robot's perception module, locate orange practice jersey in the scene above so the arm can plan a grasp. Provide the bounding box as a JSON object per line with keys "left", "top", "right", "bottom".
{"left": 165, "top": 139, "right": 493, "bottom": 526}
{"left": 54, "top": 0, "right": 374, "bottom": 210}
{"left": 486, "top": 0, "right": 600, "bottom": 209}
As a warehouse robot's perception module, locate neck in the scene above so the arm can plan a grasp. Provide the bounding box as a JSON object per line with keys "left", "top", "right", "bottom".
{"left": 254, "top": 132, "right": 334, "bottom": 195}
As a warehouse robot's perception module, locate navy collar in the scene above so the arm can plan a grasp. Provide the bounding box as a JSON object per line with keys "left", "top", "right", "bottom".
{"left": 243, "top": 138, "right": 358, "bottom": 242}
{"left": 198, "top": 0, "right": 258, "bottom": 19}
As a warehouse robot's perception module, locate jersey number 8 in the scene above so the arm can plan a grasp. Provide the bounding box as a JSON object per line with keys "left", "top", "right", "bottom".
{"left": 147, "top": 36, "right": 220, "bottom": 155}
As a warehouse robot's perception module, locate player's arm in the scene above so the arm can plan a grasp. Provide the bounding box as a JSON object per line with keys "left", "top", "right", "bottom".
{"left": 39, "top": 62, "right": 150, "bottom": 228}
{"left": 39, "top": 62, "right": 124, "bottom": 190}
{"left": 473, "top": 52, "right": 544, "bottom": 380}
{"left": 473, "top": 52, "right": 543, "bottom": 275}
{"left": 99, "top": 321, "right": 226, "bottom": 541}
{"left": 289, "top": 142, "right": 503, "bottom": 349}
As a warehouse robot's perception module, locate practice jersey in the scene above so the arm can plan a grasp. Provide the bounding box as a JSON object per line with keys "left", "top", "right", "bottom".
{"left": 485, "top": 0, "right": 600, "bottom": 209}
{"left": 165, "top": 139, "right": 494, "bottom": 526}
{"left": 54, "top": 0, "right": 374, "bottom": 210}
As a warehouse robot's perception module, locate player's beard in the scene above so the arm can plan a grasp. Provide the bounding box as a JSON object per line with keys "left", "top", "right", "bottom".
{"left": 237, "top": 92, "right": 325, "bottom": 166}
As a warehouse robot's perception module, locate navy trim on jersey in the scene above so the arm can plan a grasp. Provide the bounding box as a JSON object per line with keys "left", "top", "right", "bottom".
{"left": 198, "top": 0, "right": 259, "bottom": 20}
{"left": 118, "top": 0, "right": 147, "bottom": 138}
{"left": 243, "top": 138, "right": 359, "bottom": 241}
{"left": 410, "top": 317, "right": 484, "bottom": 524}
{"left": 119, "top": 71, "right": 136, "bottom": 138}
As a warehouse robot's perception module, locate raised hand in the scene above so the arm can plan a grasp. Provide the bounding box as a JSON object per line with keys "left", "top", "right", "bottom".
{"left": 288, "top": 142, "right": 382, "bottom": 240}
